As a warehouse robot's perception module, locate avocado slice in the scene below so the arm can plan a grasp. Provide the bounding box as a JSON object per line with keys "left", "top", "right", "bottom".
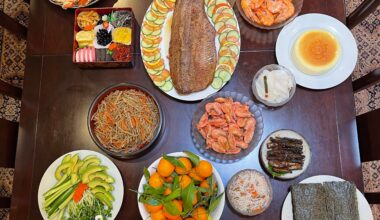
{"left": 79, "top": 158, "right": 101, "bottom": 175}
{"left": 55, "top": 162, "right": 72, "bottom": 180}
{"left": 81, "top": 165, "right": 107, "bottom": 183}
{"left": 72, "top": 161, "right": 83, "bottom": 174}
{"left": 61, "top": 155, "right": 72, "bottom": 164}
{"left": 83, "top": 155, "right": 97, "bottom": 161}
{"left": 91, "top": 187, "right": 115, "bottom": 201}
{"left": 88, "top": 179, "right": 112, "bottom": 191}
{"left": 94, "top": 192, "right": 113, "bottom": 208}
{"left": 89, "top": 172, "right": 115, "bottom": 184}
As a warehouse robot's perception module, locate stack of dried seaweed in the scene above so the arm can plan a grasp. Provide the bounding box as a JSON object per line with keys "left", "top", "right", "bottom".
{"left": 291, "top": 181, "right": 359, "bottom": 220}
{"left": 267, "top": 137, "right": 305, "bottom": 173}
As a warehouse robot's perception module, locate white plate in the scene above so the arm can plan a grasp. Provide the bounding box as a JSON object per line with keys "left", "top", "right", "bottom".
{"left": 141, "top": 0, "right": 241, "bottom": 101}
{"left": 281, "top": 175, "right": 373, "bottom": 220}
{"left": 276, "top": 13, "right": 358, "bottom": 90}
{"left": 37, "top": 150, "right": 124, "bottom": 220}
{"left": 260, "top": 129, "right": 311, "bottom": 179}
{"left": 137, "top": 152, "right": 225, "bottom": 219}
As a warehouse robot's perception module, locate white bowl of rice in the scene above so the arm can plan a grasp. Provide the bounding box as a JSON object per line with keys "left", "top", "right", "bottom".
{"left": 227, "top": 169, "right": 273, "bottom": 216}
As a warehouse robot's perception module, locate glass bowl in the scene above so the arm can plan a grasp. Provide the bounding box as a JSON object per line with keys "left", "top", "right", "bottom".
{"left": 191, "top": 91, "right": 264, "bottom": 163}
{"left": 88, "top": 83, "right": 163, "bottom": 159}
{"left": 252, "top": 64, "right": 296, "bottom": 107}
{"left": 236, "top": 0, "right": 304, "bottom": 30}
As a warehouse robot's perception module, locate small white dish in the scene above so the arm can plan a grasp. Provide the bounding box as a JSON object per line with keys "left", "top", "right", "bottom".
{"left": 252, "top": 64, "right": 296, "bottom": 107}
{"left": 137, "top": 152, "right": 225, "bottom": 220}
{"left": 260, "top": 129, "right": 311, "bottom": 179}
{"left": 276, "top": 13, "right": 358, "bottom": 90}
{"left": 93, "top": 24, "right": 115, "bottom": 49}
{"left": 37, "top": 150, "right": 124, "bottom": 220}
{"left": 281, "top": 175, "right": 373, "bottom": 220}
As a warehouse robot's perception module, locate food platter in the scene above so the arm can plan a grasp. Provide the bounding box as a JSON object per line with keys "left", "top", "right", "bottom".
{"left": 137, "top": 152, "right": 225, "bottom": 219}
{"left": 140, "top": 0, "right": 241, "bottom": 101}
{"left": 191, "top": 91, "right": 264, "bottom": 163}
{"left": 49, "top": 0, "right": 100, "bottom": 9}
{"left": 276, "top": 13, "right": 358, "bottom": 90}
{"left": 37, "top": 150, "right": 124, "bottom": 220}
{"left": 281, "top": 175, "right": 373, "bottom": 220}
{"left": 260, "top": 129, "right": 311, "bottom": 179}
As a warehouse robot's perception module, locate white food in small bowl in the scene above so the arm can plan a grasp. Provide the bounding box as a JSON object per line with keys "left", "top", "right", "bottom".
{"left": 252, "top": 64, "right": 296, "bottom": 107}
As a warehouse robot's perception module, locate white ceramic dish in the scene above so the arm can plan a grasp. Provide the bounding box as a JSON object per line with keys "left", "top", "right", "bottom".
{"left": 281, "top": 175, "right": 373, "bottom": 220}
{"left": 260, "top": 129, "right": 311, "bottom": 179}
{"left": 37, "top": 150, "right": 124, "bottom": 220}
{"left": 137, "top": 152, "right": 225, "bottom": 220}
{"left": 252, "top": 64, "right": 296, "bottom": 107}
{"left": 276, "top": 13, "right": 358, "bottom": 90}
{"left": 141, "top": 0, "right": 241, "bottom": 101}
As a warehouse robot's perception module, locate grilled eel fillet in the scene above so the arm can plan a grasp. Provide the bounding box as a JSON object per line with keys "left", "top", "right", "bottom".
{"left": 169, "top": 0, "right": 217, "bottom": 94}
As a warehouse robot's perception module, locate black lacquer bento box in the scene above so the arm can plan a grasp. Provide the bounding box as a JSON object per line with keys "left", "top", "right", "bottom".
{"left": 73, "top": 7, "right": 136, "bottom": 68}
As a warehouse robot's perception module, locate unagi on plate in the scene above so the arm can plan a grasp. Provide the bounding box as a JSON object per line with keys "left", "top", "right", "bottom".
{"left": 169, "top": 0, "right": 217, "bottom": 94}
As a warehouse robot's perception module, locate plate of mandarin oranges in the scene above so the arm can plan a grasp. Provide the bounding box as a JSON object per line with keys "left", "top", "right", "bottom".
{"left": 136, "top": 151, "right": 225, "bottom": 220}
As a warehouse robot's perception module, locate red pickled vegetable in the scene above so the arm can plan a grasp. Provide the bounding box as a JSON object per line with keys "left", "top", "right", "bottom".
{"left": 73, "top": 183, "right": 88, "bottom": 203}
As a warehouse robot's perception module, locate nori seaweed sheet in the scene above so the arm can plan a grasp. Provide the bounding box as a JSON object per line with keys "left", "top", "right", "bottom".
{"left": 324, "top": 181, "right": 359, "bottom": 220}
{"left": 291, "top": 181, "right": 359, "bottom": 220}
{"left": 291, "top": 183, "right": 329, "bottom": 220}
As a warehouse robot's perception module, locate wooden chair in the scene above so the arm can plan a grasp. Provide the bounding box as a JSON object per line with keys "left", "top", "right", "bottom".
{"left": 346, "top": 0, "right": 380, "bottom": 205}
{"left": 0, "top": 80, "right": 21, "bottom": 215}
{"left": 0, "top": 10, "right": 27, "bottom": 40}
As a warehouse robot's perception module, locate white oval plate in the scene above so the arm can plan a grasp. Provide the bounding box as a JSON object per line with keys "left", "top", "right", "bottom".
{"left": 137, "top": 152, "right": 225, "bottom": 219}
{"left": 141, "top": 0, "right": 241, "bottom": 101}
{"left": 276, "top": 13, "right": 358, "bottom": 90}
{"left": 260, "top": 129, "right": 311, "bottom": 179}
{"left": 37, "top": 150, "right": 124, "bottom": 220}
{"left": 281, "top": 175, "right": 373, "bottom": 220}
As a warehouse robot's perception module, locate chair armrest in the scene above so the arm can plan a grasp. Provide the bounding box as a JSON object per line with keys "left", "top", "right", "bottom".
{"left": 353, "top": 68, "right": 380, "bottom": 93}
{"left": 0, "top": 80, "right": 22, "bottom": 99}
{"left": 347, "top": 0, "right": 380, "bottom": 29}
{"left": 0, "top": 197, "right": 11, "bottom": 208}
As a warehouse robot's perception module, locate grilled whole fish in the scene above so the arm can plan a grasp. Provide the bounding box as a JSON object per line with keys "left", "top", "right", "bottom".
{"left": 169, "top": 0, "right": 217, "bottom": 94}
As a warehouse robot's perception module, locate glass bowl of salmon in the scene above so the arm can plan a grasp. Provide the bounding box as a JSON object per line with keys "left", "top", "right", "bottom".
{"left": 236, "top": 0, "right": 304, "bottom": 30}
{"left": 191, "top": 91, "right": 264, "bottom": 163}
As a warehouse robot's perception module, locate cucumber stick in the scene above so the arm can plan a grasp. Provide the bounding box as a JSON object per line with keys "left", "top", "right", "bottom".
{"left": 47, "top": 184, "right": 77, "bottom": 218}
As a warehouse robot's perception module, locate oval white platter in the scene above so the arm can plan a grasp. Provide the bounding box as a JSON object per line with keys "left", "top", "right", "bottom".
{"left": 141, "top": 0, "right": 241, "bottom": 101}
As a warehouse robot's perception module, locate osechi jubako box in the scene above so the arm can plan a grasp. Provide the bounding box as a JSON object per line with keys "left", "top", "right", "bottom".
{"left": 73, "top": 7, "right": 135, "bottom": 68}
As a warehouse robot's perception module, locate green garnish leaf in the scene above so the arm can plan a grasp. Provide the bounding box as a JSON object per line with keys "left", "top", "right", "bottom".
{"left": 139, "top": 194, "right": 161, "bottom": 206}
{"left": 208, "top": 192, "right": 224, "bottom": 213}
{"left": 164, "top": 200, "right": 181, "bottom": 216}
{"left": 206, "top": 176, "right": 216, "bottom": 196}
{"left": 268, "top": 164, "right": 286, "bottom": 177}
{"left": 183, "top": 151, "right": 200, "bottom": 166}
{"left": 143, "top": 184, "right": 166, "bottom": 195}
{"left": 172, "top": 176, "right": 180, "bottom": 191}
{"left": 163, "top": 188, "right": 181, "bottom": 202}
{"left": 182, "top": 182, "right": 196, "bottom": 213}
{"left": 143, "top": 167, "right": 150, "bottom": 181}
{"left": 163, "top": 155, "right": 185, "bottom": 169}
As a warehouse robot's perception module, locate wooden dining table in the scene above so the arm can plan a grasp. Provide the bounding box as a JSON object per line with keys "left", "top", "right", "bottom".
{"left": 10, "top": 0, "right": 363, "bottom": 219}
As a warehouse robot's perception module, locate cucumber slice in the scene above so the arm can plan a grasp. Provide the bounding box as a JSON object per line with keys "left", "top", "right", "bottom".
{"left": 226, "top": 30, "right": 240, "bottom": 42}
{"left": 218, "top": 70, "right": 231, "bottom": 82}
{"left": 214, "top": 21, "right": 225, "bottom": 32}
{"left": 150, "top": 29, "right": 162, "bottom": 36}
{"left": 153, "top": 17, "right": 165, "bottom": 25}
{"left": 146, "top": 12, "right": 157, "bottom": 22}
{"left": 142, "top": 26, "right": 153, "bottom": 35}
{"left": 211, "top": 77, "right": 224, "bottom": 89}
{"left": 142, "top": 53, "right": 161, "bottom": 62}
{"left": 215, "top": 0, "right": 225, "bottom": 5}
{"left": 147, "top": 68, "right": 160, "bottom": 75}
{"left": 160, "top": 81, "right": 174, "bottom": 92}
{"left": 218, "top": 56, "right": 237, "bottom": 67}
{"left": 207, "top": 0, "right": 216, "bottom": 7}
{"left": 207, "top": 5, "right": 215, "bottom": 18}
{"left": 153, "top": 79, "right": 166, "bottom": 87}
{"left": 218, "top": 32, "right": 228, "bottom": 44}
{"left": 219, "top": 7, "right": 234, "bottom": 16}
{"left": 227, "top": 44, "right": 240, "bottom": 56}
{"left": 225, "top": 18, "right": 237, "bottom": 27}
{"left": 141, "top": 40, "right": 154, "bottom": 48}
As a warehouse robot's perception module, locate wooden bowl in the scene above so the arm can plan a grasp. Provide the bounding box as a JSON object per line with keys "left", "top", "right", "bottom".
{"left": 236, "top": 0, "right": 304, "bottom": 30}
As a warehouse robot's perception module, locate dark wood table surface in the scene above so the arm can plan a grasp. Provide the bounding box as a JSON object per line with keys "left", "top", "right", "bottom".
{"left": 10, "top": 0, "right": 363, "bottom": 219}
